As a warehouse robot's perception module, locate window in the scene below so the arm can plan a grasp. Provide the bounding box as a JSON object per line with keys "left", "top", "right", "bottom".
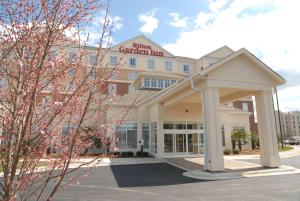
{"left": 128, "top": 71, "right": 137, "bottom": 80}
{"left": 62, "top": 124, "right": 77, "bottom": 136}
{"left": 165, "top": 79, "right": 170, "bottom": 88}
{"left": 165, "top": 61, "right": 172, "bottom": 71}
{"left": 89, "top": 55, "right": 97, "bottom": 65}
{"left": 222, "top": 125, "right": 225, "bottom": 146}
{"left": 183, "top": 64, "right": 190, "bottom": 73}
{"left": 151, "top": 122, "right": 157, "bottom": 153}
{"left": 142, "top": 123, "right": 150, "bottom": 149}
{"left": 0, "top": 78, "right": 7, "bottom": 89}
{"left": 170, "top": 80, "right": 176, "bottom": 85}
{"left": 65, "top": 82, "right": 75, "bottom": 92}
{"left": 151, "top": 77, "right": 157, "bottom": 88}
{"left": 42, "top": 96, "right": 52, "bottom": 105}
{"left": 158, "top": 78, "right": 164, "bottom": 88}
{"left": 129, "top": 58, "right": 136, "bottom": 67}
{"left": 242, "top": 103, "right": 249, "bottom": 111}
{"left": 116, "top": 123, "right": 137, "bottom": 149}
{"left": 144, "top": 77, "right": 150, "bottom": 87}
{"left": 110, "top": 56, "right": 118, "bottom": 65}
{"left": 49, "top": 50, "right": 57, "bottom": 61}
{"left": 148, "top": 59, "right": 155, "bottom": 69}
{"left": 68, "top": 52, "right": 77, "bottom": 63}
{"left": 88, "top": 68, "right": 96, "bottom": 80}
{"left": 108, "top": 83, "right": 117, "bottom": 95}
{"left": 68, "top": 68, "right": 76, "bottom": 76}
{"left": 43, "top": 81, "right": 53, "bottom": 92}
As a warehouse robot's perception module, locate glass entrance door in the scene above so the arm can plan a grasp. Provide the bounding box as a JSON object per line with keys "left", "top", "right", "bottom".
{"left": 175, "top": 134, "right": 186, "bottom": 153}
{"left": 187, "top": 133, "right": 198, "bottom": 154}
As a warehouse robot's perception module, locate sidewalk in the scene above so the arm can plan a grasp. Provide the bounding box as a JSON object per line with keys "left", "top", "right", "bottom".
{"left": 164, "top": 147, "right": 300, "bottom": 180}
{"left": 224, "top": 145, "right": 300, "bottom": 160}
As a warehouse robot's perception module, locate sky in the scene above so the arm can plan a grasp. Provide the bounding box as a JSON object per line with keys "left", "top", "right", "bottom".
{"left": 87, "top": 0, "right": 300, "bottom": 112}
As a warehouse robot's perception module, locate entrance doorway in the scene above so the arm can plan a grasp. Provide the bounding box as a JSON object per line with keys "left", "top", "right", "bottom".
{"left": 163, "top": 122, "right": 204, "bottom": 155}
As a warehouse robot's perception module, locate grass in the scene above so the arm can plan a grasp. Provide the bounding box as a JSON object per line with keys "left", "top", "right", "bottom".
{"left": 279, "top": 145, "right": 294, "bottom": 152}
{"left": 0, "top": 161, "right": 48, "bottom": 173}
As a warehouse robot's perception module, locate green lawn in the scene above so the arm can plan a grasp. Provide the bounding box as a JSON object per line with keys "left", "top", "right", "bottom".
{"left": 279, "top": 145, "right": 294, "bottom": 152}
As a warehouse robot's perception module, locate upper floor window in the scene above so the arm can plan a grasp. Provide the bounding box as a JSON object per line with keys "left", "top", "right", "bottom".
{"left": 0, "top": 78, "right": 7, "bottom": 89}
{"left": 68, "top": 52, "right": 77, "bottom": 63}
{"left": 67, "top": 68, "right": 76, "bottom": 76}
{"left": 65, "top": 81, "right": 75, "bottom": 92}
{"left": 128, "top": 71, "right": 137, "bottom": 80}
{"left": 108, "top": 83, "right": 117, "bottom": 95}
{"left": 242, "top": 102, "right": 249, "bottom": 111}
{"left": 88, "top": 68, "right": 96, "bottom": 80}
{"left": 183, "top": 64, "right": 190, "bottom": 73}
{"left": 158, "top": 78, "right": 164, "bottom": 88}
{"left": 151, "top": 77, "right": 157, "bottom": 88}
{"left": 43, "top": 80, "right": 53, "bottom": 92}
{"left": 110, "top": 56, "right": 117, "bottom": 65}
{"left": 49, "top": 50, "right": 57, "bottom": 61}
{"left": 89, "top": 55, "right": 97, "bottom": 65}
{"left": 62, "top": 124, "right": 77, "bottom": 136}
{"left": 129, "top": 58, "right": 136, "bottom": 67}
{"left": 165, "top": 61, "right": 172, "bottom": 71}
{"left": 144, "top": 77, "right": 150, "bottom": 87}
{"left": 148, "top": 59, "right": 155, "bottom": 69}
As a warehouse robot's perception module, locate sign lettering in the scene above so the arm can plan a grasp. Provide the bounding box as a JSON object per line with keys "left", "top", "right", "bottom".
{"left": 119, "top": 43, "right": 164, "bottom": 57}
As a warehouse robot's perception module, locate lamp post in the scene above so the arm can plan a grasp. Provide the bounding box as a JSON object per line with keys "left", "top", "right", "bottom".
{"left": 275, "top": 87, "right": 284, "bottom": 149}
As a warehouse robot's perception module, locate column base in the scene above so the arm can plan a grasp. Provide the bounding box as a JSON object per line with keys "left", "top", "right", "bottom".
{"left": 205, "top": 157, "right": 224, "bottom": 172}
{"left": 260, "top": 154, "right": 281, "bottom": 167}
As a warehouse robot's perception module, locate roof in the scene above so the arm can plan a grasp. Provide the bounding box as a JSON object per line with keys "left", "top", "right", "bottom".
{"left": 137, "top": 47, "right": 286, "bottom": 106}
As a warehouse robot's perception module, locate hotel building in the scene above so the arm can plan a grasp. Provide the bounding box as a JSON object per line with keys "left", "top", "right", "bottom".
{"left": 1, "top": 35, "right": 285, "bottom": 171}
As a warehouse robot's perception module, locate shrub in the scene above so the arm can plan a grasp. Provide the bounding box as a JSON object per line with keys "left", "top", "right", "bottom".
{"left": 120, "top": 151, "right": 134, "bottom": 157}
{"left": 223, "top": 148, "right": 232, "bottom": 155}
{"left": 136, "top": 151, "right": 149, "bottom": 157}
{"left": 112, "top": 151, "right": 120, "bottom": 156}
{"left": 233, "top": 149, "right": 240, "bottom": 154}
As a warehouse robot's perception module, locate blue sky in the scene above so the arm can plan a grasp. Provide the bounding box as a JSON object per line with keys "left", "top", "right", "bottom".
{"left": 109, "top": 0, "right": 210, "bottom": 45}
{"left": 86, "top": 0, "right": 300, "bottom": 112}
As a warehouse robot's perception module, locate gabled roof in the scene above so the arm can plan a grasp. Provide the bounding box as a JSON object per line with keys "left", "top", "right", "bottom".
{"left": 200, "top": 45, "right": 234, "bottom": 59}
{"left": 197, "top": 48, "right": 286, "bottom": 84}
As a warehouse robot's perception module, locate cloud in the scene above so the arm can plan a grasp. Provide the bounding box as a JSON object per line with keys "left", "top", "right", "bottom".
{"left": 139, "top": 9, "right": 159, "bottom": 34}
{"left": 169, "top": 13, "right": 189, "bottom": 28}
{"left": 163, "top": 0, "right": 300, "bottom": 111}
{"left": 208, "top": 0, "right": 229, "bottom": 13}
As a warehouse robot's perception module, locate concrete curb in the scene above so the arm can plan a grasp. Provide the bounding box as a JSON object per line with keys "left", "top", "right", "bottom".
{"left": 183, "top": 165, "right": 300, "bottom": 180}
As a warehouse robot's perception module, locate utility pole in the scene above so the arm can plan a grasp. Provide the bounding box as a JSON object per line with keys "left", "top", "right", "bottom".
{"left": 275, "top": 87, "right": 284, "bottom": 149}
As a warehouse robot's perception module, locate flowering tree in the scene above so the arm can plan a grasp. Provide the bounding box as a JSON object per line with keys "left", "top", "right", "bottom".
{"left": 0, "top": 0, "right": 126, "bottom": 200}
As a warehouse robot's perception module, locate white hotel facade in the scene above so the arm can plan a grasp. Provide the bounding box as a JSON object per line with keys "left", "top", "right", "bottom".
{"left": 97, "top": 35, "right": 285, "bottom": 171}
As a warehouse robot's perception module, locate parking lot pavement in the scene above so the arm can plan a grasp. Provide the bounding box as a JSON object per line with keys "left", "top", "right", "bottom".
{"left": 51, "top": 162, "right": 300, "bottom": 201}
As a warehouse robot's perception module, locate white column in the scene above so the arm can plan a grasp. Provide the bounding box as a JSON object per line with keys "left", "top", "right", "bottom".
{"left": 255, "top": 90, "right": 280, "bottom": 167}
{"left": 154, "top": 103, "right": 164, "bottom": 158}
{"left": 202, "top": 87, "right": 224, "bottom": 171}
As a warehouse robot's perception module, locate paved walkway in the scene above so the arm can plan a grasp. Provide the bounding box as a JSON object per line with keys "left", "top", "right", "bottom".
{"left": 163, "top": 147, "right": 300, "bottom": 180}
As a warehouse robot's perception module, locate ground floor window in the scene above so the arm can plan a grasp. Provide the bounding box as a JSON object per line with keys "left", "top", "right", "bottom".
{"left": 116, "top": 123, "right": 137, "bottom": 149}
{"left": 142, "top": 123, "right": 150, "bottom": 148}
{"left": 222, "top": 125, "right": 225, "bottom": 146}
{"left": 151, "top": 122, "right": 157, "bottom": 153}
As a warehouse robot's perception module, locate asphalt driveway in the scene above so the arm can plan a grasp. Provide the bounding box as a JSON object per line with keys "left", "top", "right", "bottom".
{"left": 51, "top": 161, "right": 300, "bottom": 201}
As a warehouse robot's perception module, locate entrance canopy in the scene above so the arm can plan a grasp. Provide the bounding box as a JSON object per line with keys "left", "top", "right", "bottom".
{"left": 138, "top": 48, "right": 285, "bottom": 171}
